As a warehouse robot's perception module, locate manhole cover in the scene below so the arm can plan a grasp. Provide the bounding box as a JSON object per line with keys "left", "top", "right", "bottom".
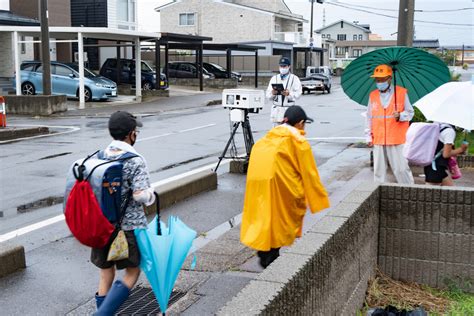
{"left": 116, "top": 286, "right": 186, "bottom": 315}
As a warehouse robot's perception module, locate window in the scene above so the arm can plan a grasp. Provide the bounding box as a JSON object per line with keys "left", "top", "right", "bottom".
{"left": 353, "top": 35, "right": 357, "bottom": 41}
{"left": 117, "top": 0, "right": 136, "bottom": 29}
{"left": 336, "top": 47, "right": 349, "bottom": 55}
{"left": 179, "top": 13, "right": 195, "bottom": 26}
{"left": 54, "top": 65, "right": 74, "bottom": 77}
{"left": 326, "top": 34, "right": 330, "bottom": 39}
{"left": 322, "top": 34, "right": 326, "bottom": 38}
{"left": 353, "top": 49, "right": 363, "bottom": 57}
{"left": 297, "top": 22, "right": 303, "bottom": 32}
{"left": 275, "top": 24, "right": 281, "bottom": 32}
{"left": 358, "top": 34, "right": 363, "bottom": 40}
{"left": 337, "top": 34, "right": 346, "bottom": 41}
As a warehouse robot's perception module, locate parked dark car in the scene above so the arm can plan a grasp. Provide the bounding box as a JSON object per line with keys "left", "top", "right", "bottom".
{"left": 202, "top": 62, "right": 242, "bottom": 82}
{"left": 301, "top": 74, "right": 331, "bottom": 94}
{"left": 99, "top": 58, "right": 168, "bottom": 90}
{"left": 165, "top": 62, "right": 215, "bottom": 79}
{"left": 14, "top": 61, "right": 117, "bottom": 102}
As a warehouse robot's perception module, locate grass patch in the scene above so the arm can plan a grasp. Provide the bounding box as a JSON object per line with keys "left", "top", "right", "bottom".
{"left": 361, "top": 269, "right": 474, "bottom": 315}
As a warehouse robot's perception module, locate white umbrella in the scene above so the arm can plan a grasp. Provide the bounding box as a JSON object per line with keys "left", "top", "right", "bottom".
{"left": 414, "top": 80, "right": 474, "bottom": 131}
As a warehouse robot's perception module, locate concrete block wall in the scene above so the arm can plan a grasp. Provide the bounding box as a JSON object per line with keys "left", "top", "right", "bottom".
{"left": 219, "top": 184, "right": 380, "bottom": 315}
{"left": 457, "top": 155, "right": 474, "bottom": 168}
{"left": 379, "top": 184, "right": 474, "bottom": 293}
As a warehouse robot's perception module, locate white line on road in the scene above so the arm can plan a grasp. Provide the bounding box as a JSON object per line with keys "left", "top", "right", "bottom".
{"left": 0, "top": 125, "right": 80, "bottom": 144}
{"left": 0, "top": 214, "right": 65, "bottom": 243}
{"left": 136, "top": 123, "right": 216, "bottom": 143}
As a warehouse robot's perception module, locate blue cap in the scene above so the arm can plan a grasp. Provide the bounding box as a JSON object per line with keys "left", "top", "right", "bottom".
{"left": 279, "top": 57, "right": 291, "bottom": 66}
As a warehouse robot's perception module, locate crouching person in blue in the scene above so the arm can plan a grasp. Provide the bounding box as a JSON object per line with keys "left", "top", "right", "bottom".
{"left": 93, "top": 111, "right": 155, "bottom": 315}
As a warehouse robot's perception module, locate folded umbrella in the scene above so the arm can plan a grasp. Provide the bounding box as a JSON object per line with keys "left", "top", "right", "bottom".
{"left": 414, "top": 80, "right": 474, "bottom": 131}
{"left": 135, "top": 193, "right": 197, "bottom": 315}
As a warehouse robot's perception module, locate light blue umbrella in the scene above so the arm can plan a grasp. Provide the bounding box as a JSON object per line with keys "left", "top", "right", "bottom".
{"left": 135, "top": 194, "right": 196, "bottom": 315}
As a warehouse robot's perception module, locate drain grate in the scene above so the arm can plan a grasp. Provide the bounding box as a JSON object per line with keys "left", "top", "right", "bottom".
{"left": 116, "top": 286, "right": 186, "bottom": 315}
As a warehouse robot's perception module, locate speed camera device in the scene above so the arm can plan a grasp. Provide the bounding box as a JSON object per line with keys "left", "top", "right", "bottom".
{"left": 222, "top": 89, "right": 264, "bottom": 113}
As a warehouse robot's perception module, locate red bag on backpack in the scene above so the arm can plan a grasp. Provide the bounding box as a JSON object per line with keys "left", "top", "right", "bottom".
{"left": 65, "top": 180, "right": 115, "bottom": 248}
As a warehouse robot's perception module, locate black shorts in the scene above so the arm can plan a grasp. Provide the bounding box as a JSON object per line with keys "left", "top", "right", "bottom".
{"left": 424, "top": 165, "right": 449, "bottom": 184}
{"left": 91, "top": 230, "right": 140, "bottom": 270}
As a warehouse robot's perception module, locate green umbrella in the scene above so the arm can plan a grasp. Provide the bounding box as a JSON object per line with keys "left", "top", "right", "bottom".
{"left": 341, "top": 46, "right": 451, "bottom": 106}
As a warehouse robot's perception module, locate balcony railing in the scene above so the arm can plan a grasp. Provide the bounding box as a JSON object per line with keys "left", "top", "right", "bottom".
{"left": 274, "top": 32, "right": 306, "bottom": 45}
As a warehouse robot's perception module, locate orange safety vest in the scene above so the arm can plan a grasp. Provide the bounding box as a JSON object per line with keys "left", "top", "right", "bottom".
{"left": 370, "top": 86, "right": 409, "bottom": 145}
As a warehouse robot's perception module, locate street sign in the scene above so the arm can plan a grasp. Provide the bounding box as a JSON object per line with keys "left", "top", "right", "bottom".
{"left": 309, "top": 42, "right": 314, "bottom": 47}
{"left": 309, "top": 37, "right": 314, "bottom": 42}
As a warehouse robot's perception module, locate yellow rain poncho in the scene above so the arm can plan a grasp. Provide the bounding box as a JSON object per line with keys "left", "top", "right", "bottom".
{"left": 240, "top": 124, "right": 330, "bottom": 251}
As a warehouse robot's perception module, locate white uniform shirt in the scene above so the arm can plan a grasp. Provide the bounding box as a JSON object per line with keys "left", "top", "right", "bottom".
{"left": 266, "top": 73, "right": 302, "bottom": 123}
{"left": 364, "top": 85, "right": 415, "bottom": 142}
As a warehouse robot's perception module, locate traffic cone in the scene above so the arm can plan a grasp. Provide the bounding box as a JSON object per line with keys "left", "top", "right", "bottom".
{"left": 0, "top": 96, "right": 6, "bottom": 128}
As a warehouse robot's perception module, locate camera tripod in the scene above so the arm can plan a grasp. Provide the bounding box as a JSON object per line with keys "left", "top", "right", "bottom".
{"left": 215, "top": 109, "right": 255, "bottom": 172}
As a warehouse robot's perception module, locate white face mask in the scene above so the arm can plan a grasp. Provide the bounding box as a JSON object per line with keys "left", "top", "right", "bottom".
{"left": 279, "top": 67, "right": 289, "bottom": 75}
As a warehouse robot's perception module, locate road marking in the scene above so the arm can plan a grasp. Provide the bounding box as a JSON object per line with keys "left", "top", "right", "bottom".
{"left": 136, "top": 123, "right": 216, "bottom": 143}
{"left": 307, "top": 136, "right": 366, "bottom": 141}
{"left": 0, "top": 214, "right": 65, "bottom": 243}
{"left": 179, "top": 123, "right": 216, "bottom": 133}
{"left": 0, "top": 125, "right": 80, "bottom": 144}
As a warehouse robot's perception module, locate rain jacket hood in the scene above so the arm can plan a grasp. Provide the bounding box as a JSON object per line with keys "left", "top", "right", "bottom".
{"left": 240, "top": 124, "right": 330, "bottom": 251}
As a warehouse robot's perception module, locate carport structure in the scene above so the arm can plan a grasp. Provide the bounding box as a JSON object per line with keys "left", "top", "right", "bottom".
{"left": 155, "top": 33, "right": 265, "bottom": 90}
{"left": 0, "top": 26, "right": 160, "bottom": 108}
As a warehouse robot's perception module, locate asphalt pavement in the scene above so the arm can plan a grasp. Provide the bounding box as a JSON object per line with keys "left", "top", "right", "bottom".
{"left": 0, "top": 79, "right": 373, "bottom": 315}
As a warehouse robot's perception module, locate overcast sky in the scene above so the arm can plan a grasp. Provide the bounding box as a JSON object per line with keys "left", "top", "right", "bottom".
{"left": 1, "top": 0, "right": 471, "bottom": 46}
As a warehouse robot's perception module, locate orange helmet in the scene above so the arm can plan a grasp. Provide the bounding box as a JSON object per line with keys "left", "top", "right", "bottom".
{"left": 371, "top": 64, "right": 393, "bottom": 78}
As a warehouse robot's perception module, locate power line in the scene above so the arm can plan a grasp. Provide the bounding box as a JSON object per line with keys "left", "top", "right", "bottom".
{"left": 335, "top": 1, "right": 474, "bottom": 13}
{"left": 326, "top": 2, "right": 474, "bottom": 27}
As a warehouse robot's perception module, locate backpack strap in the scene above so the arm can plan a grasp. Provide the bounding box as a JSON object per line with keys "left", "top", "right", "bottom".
{"left": 84, "top": 151, "right": 138, "bottom": 182}
{"left": 432, "top": 125, "right": 454, "bottom": 170}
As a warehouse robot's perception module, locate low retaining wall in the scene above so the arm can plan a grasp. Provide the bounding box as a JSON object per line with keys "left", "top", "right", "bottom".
{"left": 0, "top": 244, "right": 26, "bottom": 278}
{"left": 168, "top": 78, "right": 238, "bottom": 89}
{"left": 379, "top": 184, "right": 474, "bottom": 293}
{"left": 4, "top": 95, "right": 67, "bottom": 116}
{"left": 457, "top": 155, "right": 474, "bottom": 168}
{"left": 220, "top": 183, "right": 474, "bottom": 315}
{"left": 219, "top": 184, "right": 380, "bottom": 315}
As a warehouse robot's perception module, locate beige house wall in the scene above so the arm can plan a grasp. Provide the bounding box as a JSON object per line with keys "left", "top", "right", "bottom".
{"left": 160, "top": 0, "right": 273, "bottom": 43}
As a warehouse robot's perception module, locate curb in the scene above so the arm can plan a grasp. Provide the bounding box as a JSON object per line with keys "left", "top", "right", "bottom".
{"left": 145, "top": 169, "right": 218, "bottom": 215}
{"left": 0, "top": 126, "right": 50, "bottom": 141}
{"left": 0, "top": 243, "right": 26, "bottom": 278}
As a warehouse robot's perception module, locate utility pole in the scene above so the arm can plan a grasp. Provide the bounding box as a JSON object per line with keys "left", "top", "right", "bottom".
{"left": 309, "top": 0, "right": 314, "bottom": 66}
{"left": 39, "top": 0, "right": 52, "bottom": 95}
{"left": 397, "top": 0, "right": 415, "bottom": 46}
{"left": 461, "top": 44, "right": 465, "bottom": 65}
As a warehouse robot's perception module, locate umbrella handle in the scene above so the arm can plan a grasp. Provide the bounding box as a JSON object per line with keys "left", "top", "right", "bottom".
{"left": 154, "top": 192, "right": 162, "bottom": 236}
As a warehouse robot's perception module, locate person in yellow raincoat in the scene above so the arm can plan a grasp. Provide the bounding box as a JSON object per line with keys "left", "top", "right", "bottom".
{"left": 240, "top": 105, "right": 330, "bottom": 268}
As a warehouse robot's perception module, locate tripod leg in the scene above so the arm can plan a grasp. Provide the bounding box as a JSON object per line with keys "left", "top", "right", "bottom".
{"left": 215, "top": 122, "right": 240, "bottom": 172}
{"left": 242, "top": 118, "right": 255, "bottom": 158}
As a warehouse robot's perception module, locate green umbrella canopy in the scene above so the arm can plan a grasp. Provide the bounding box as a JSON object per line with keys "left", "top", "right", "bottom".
{"left": 341, "top": 46, "right": 451, "bottom": 106}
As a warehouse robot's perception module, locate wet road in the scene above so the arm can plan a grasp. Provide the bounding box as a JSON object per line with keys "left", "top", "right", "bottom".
{"left": 0, "top": 83, "right": 366, "bottom": 236}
